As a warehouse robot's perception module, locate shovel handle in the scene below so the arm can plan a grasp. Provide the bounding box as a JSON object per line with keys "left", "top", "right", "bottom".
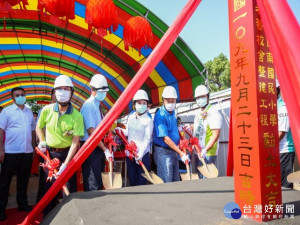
{"left": 186, "top": 162, "right": 191, "bottom": 180}
{"left": 182, "top": 126, "right": 193, "bottom": 138}
{"left": 139, "top": 160, "right": 156, "bottom": 184}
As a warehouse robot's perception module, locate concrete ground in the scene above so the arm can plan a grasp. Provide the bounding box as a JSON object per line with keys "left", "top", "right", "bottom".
{"left": 40, "top": 177, "right": 300, "bottom": 225}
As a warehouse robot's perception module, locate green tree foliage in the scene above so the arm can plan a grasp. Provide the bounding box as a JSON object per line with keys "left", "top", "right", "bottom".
{"left": 26, "top": 99, "right": 43, "bottom": 113}
{"left": 205, "top": 53, "right": 231, "bottom": 92}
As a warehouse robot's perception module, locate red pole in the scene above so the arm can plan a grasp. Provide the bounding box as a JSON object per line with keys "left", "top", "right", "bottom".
{"left": 256, "top": 0, "right": 300, "bottom": 162}
{"left": 226, "top": 107, "right": 233, "bottom": 176}
{"left": 22, "top": 0, "right": 202, "bottom": 224}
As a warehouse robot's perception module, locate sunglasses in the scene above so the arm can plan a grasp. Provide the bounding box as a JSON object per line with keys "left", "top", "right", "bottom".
{"left": 92, "top": 87, "right": 108, "bottom": 92}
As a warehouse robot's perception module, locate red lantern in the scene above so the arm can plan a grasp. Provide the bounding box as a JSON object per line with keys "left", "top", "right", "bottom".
{"left": 123, "top": 16, "right": 153, "bottom": 56}
{"left": 0, "top": 0, "right": 28, "bottom": 30}
{"left": 38, "top": 0, "right": 75, "bottom": 26}
{"left": 85, "top": 0, "right": 118, "bottom": 37}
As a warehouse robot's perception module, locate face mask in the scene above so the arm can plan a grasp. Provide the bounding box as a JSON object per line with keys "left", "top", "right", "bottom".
{"left": 165, "top": 103, "right": 176, "bottom": 112}
{"left": 55, "top": 89, "right": 71, "bottom": 103}
{"left": 136, "top": 103, "right": 147, "bottom": 114}
{"left": 196, "top": 97, "right": 207, "bottom": 107}
{"left": 95, "top": 91, "right": 107, "bottom": 102}
{"left": 15, "top": 96, "right": 26, "bottom": 105}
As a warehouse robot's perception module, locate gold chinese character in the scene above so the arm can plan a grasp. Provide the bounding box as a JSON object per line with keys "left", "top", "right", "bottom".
{"left": 259, "top": 82, "right": 267, "bottom": 93}
{"left": 256, "top": 18, "right": 263, "bottom": 31}
{"left": 270, "top": 114, "right": 277, "bottom": 126}
{"left": 266, "top": 172, "right": 278, "bottom": 188}
{"left": 267, "top": 67, "right": 275, "bottom": 79}
{"left": 240, "top": 190, "right": 255, "bottom": 205}
{"left": 256, "top": 35, "right": 265, "bottom": 46}
{"left": 260, "top": 114, "right": 268, "bottom": 126}
{"left": 260, "top": 99, "right": 267, "bottom": 108}
{"left": 234, "top": 0, "right": 246, "bottom": 12}
{"left": 268, "top": 83, "right": 275, "bottom": 94}
{"left": 266, "top": 52, "right": 273, "bottom": 63}
{"left": 258, "top": 65, "right": 266, "bottom": 77}
{"left": 258, "top": 50, "right": 265, "bottom": 62}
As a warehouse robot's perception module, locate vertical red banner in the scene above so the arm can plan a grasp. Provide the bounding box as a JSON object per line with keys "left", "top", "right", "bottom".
{"left": 228, "top": 0, "right": 282, "bottom": 222}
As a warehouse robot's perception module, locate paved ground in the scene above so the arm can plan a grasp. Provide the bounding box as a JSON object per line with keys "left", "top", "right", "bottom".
{"left": 39, "top": 177, "right": 300, "bottom": 225}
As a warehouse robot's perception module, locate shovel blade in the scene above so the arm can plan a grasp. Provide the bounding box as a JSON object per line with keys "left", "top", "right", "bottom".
{"left": 101, "top": 172, "right": 122, "bottom": 190}
{"left": 287, "top": 170, "right": 300, "bottom": 183}
{"left": 141, "top": 171, "right": 164, "bottom": 184}
{"left": 206, "top": 163, "right": 218, "bottom": 178}
{"left": 197, "top": 166, "right": 213, "bottom": 178}
{"left": 180, "top": 173, "right": 199, "bottom": 181}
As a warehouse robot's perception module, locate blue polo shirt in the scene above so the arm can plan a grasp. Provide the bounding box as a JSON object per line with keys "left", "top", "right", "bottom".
{"left": 153, "top": 105, "right": 180, "bottom": 147}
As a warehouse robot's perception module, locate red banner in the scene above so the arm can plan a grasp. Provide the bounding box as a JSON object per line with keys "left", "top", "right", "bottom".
{"left": 228, "top": 0, "right": 282, "bottom": 222}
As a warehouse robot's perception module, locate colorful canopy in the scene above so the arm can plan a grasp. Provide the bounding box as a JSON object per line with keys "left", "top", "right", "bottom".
{"left": 0, "top": 0, "right": 206, "bottom": 113}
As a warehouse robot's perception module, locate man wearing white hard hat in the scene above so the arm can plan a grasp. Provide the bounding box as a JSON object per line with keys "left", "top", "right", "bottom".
{"left": 189, "top": 84, "right": 222, "bottom": 178}
{"left": 116, "top": 89, "right": 153, "bottom": 186}
{"left": 276, "top": 80, "right": 295, "bottom": 188}
{"left": 153, "top": 86, "right": 189, "bottom": 183}
{"left": 36, "top": 75, "right": 84, "bottom": 215}
{"left": 80, "top": 74, "right": 113, "bottom": 191}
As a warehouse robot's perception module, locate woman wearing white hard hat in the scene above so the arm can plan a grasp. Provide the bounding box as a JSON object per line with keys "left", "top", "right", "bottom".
{"left": 116, "top": 89, "right": 153, "bottom": 186}
{"left": 36, "top": 74, "right": 84, "bottom": 215}
{"left": 153, "top": 86, "right": 189, "bottom": 183}
{"left": 80, "top": 74, "right": 113, "bottom": 191}
{"left": 188, "top": 84, "right": 222, "bottom": 178}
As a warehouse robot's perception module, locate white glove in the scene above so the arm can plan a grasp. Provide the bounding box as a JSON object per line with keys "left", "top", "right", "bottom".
{"left": 124, "top": 150, "right": 130, "bottom": 157}
{"left": 104, "top": 149, "right": 113, "bottom": 160}
{"left": 57, "top": 163, "right": 67, "bottom": 175}
{"left": 180, "top": 154, "right": 190, "bottom": 163}
{"left": 38, "top": 141, "right": 47, "bottom": 153}
{"left": 201, "top": 148, "right": 207, "bottom": 158}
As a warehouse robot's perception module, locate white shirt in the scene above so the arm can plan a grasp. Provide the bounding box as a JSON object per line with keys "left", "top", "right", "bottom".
{"left": 277, "top": 97, "right": 295, "bottom": 153}
{"left": 0, "top": 103, "right": 35, "bottom": 153}
{"left": 193, "top": 104, "right": 222, "bottom": 156}
{"left": 80, "top": 96, "right": 104, "bottom": 141}
{"left": 122, "top": 112, "right": 153, "bottom": 159}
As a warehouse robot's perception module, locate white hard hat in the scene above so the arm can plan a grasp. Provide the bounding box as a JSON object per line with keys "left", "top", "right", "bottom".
{"left": 276, "top": 79, "right": 280, "bottom": 88}
{"left": 162, "top": 86, "right": 177, "bottom": 98}
{"left": 194, "top": 85, "right": 209, "bottom": 98}
{"left": 133, "top": 89, "right": 149, "bottom": 101}
{"left": 90, "top": 74, "right": 109, "bottom": 91}
{"left": 54, "top": 75, "right": 74, "bottom": 88}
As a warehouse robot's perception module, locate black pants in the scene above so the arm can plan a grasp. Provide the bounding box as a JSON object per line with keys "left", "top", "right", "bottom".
{"left": 0, "top": 153, "right": 33, "bottom": 212}
{"left": 43, "top": 150, "right": 77, "bottom": 216}
{"left": 36, "top": 157, "right": 45, "bottom": 204}
{"left": 81, "top": 142, "right": 105, "bottom": 191}
{"left": 280, "top": 152, "right": 295, "bottom": 188}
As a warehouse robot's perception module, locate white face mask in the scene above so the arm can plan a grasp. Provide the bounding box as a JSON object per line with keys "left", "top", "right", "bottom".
{"left": 135, "top": 103, "right": 147, "bottom": 114}
{"left": 55, "top": 89, "right": 71, "bottom": 103}
{"left": 196, "top": 97, "right": 207, "bottom": 107}
{"left": 95, "top": 91, "right": 107, "bottom": 102}
{"left": 165, "top": 103, "right": 176, "bottom": 112}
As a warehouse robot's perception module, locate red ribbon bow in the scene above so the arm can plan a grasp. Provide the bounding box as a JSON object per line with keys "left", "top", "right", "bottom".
{"left": 115, "top": 129, "right": 137, "bottom": 161}
{"left": 104, "top": 131, "right": 117, "bottom": 151}
{"left": 36, "top": 148, "right": 61, "bottom": 182}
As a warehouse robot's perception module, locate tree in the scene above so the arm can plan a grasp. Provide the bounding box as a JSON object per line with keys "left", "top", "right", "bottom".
{"left": 205, "top": 53, "right": 231, "bottom": 92}
{"left": 26, "top": 99, "right": 43, "bottom": 113}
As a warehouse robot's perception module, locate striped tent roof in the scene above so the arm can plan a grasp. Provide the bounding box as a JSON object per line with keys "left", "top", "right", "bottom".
{"left": 0, "top": 0, "right": 206, "bottom": 113}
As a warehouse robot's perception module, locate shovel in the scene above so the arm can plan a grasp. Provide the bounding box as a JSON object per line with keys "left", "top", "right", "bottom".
{"left": 178, "top": 132, "right": 199, "bottom": 181}
{"left": 287, "top": 170, "right": 300, "bottom": 183}
{"left": 116, "top": 129, "right": 164, "bottom": 184}
{"left": 182, "top": 127, "right": 219, "bottom": 178}
{"left": 101, "top": 132, "right": 122, "bottom": 190}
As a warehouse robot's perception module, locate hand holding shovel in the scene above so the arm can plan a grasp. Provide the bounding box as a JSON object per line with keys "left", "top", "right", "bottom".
{"left": 116, "top": 129, "right": 163, "bottom": 184}
{"left": 182, "top": 127, "right": 218, "bottom": 178}
{"left": 102, "top": 132, "right": 122, "bottom": 189}
{"left": 35, "top": 147, "right": 70, "bottom": 196}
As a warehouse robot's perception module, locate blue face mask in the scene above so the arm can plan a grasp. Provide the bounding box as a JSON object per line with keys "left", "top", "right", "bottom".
{"left": 196, "top": 97, "right": 207, "bottom": 107}
{"left": 95, "top": 91, "right": 107, "bottom": 102}
{"left": 15, "top": 96, "right": 26, "bottom": 105}
{"left": 136, "top": 103, "right": 147, "bottom": 114}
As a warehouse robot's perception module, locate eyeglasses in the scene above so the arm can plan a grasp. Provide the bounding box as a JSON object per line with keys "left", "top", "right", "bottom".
{"left": 55, "top": 87, "right": 72, "bottom": 91}
{"left": 15, "top": 94, "right": 25, "bottom": 97}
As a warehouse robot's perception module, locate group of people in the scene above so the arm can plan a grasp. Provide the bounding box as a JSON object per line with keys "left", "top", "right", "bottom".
{"left": 0, "top": 73, "right": 296, "bottom": 221}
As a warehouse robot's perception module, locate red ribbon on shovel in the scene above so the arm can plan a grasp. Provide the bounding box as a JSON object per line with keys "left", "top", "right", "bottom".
{"left": 35, "top": 147, "right": 70, "bottom": 195}
{"left": 115, "top": 129, "right": 137, "bottom": 161}
{"left": 182, "top": 127, "right": 202, "bottom": 155}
